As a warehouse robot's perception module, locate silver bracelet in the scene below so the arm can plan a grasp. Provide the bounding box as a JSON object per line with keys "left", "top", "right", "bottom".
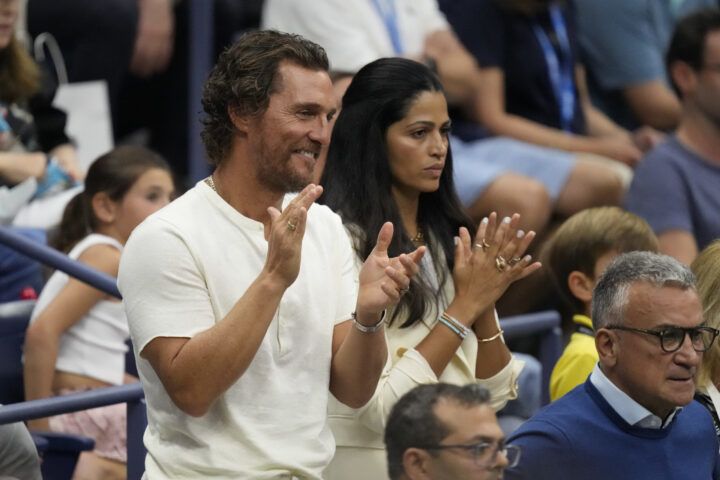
{"left": 438, "top": 315, "right": 467, "bottom": 340}
{"left": 351, "top": 310, "right": 386, "bottom": 333}
{"left": 440, "top": 312, "right": 471, "bottom": 340}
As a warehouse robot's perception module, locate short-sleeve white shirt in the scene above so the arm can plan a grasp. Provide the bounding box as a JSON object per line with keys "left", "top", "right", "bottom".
{"left": 118, "top": 181, "right": 357, "bottom": 479}
{"left": 262, "top": 0, "right": 449, "bottom": 73}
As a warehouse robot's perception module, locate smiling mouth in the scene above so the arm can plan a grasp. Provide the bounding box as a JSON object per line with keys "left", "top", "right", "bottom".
{"left": 293, "top": 149, "right": 319, "bottom": 160}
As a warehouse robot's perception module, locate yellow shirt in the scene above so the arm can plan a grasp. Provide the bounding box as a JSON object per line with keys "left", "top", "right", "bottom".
{"left": 549, "top": 315, "right": 599, "bottom": 402}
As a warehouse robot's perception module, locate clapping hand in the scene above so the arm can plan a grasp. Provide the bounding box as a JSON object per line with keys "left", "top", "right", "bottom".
{"left": 355, "top": 222, "right": 425, "bottom": 324}
{"left": 263, "top": 184, "right": 324, "bottom": 289}
{"left": 451, "top": 213, "right": 542, "bottom": 323}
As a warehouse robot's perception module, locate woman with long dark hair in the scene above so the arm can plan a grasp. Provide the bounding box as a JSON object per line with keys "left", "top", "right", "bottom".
{"left": 320, "top": 57, "right": 540, "bottom": 479}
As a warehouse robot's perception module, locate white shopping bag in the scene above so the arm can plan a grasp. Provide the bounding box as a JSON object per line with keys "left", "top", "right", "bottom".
{"left": 34, "top": 33, "right": 114, "bottom": 171}
{"left": 53, "top": 81, "right": 114, "bottom": 171}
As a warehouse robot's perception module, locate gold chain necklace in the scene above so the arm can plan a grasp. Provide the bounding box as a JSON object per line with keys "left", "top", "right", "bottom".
{"left": 205, "top": 175, "right": 217, "bottom": 193}
{"left": 411, "top": 226, "right": 425, "bottom": 247}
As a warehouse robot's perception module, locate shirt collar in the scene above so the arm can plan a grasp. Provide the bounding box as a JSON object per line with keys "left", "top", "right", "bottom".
{"left": 590, "top": 364, "right": 681, "bottom": 429}
{"left": 572, "top": 314, "right": 593, "bottom": 329}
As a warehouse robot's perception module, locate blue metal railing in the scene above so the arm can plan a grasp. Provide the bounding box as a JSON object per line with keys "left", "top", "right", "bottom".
{"left": 0, "top": 227, "right": 119, "bottom": 298}
{"left": 0, "top": 384, "right": 147, "bottom": 480}
{"left": 0, "top": 384, "right": 143, "bottom": 425}
{"left": 188, "top": 0, "right": 214, "bottom": 183}
{"left": 501, "top": 310, "right": 563, "bottom": 405}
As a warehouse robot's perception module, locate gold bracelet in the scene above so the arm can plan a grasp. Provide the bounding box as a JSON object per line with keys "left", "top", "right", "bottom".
{"left": 477, "top": 329, "right": 504, "bottom": 343}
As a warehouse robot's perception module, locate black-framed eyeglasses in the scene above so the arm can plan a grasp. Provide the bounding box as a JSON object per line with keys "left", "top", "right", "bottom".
{"left": 415, "top": 440, "right": 521, "bottom": 469}
{"left": 605, "top": 325, "right": 719, "bottom": 353}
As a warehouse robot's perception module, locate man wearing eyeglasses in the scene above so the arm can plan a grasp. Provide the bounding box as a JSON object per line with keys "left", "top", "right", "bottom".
{"left": 506, "top": 251, "right": 720, "bottom": 479}
{"left": 384, "top": 383, "right": 520, "bottom": 480}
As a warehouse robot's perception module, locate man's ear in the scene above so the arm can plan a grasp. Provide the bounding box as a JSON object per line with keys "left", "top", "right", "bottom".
{"left": 669, "top": 60, "right": 696, "bottom": 97}
{"left": 595, "top": 329, "right": 618, "bottom": 368}
{"left": 91, "top": 191, "right": 116, "bottom": 224}
{"left": 568, "top": 270, "right": 594, "bottom": 305}
{"left": 403, "top": 448, "right": 433, "bottom": 480}
{"left": 228, "top": 106, "right": 251, "bottom": 134}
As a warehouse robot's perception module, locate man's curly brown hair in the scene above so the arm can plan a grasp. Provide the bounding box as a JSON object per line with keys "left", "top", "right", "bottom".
{"left": 200, "top": 30, "right": 329, "bottom": 166}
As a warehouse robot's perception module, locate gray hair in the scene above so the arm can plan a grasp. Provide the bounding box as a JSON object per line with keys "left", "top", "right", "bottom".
{"left": 592, "top": 251, "right": 696, "bottom": 329}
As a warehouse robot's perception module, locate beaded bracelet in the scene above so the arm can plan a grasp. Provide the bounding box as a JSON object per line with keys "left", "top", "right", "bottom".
{"left": 438, "top": 312, "right": 471, "bottom": 340}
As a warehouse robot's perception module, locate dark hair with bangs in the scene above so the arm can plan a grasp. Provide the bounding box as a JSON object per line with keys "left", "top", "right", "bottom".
{"left": 53, "top": 146, "right": 171, "bottom": 253}
{"left": 320, "top": 58, "right": 474, "bottom": 328}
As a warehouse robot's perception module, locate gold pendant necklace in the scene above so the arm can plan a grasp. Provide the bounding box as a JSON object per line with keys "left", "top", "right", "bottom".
{"left": 411, "top": 226, "right": 425, "bottom": 247}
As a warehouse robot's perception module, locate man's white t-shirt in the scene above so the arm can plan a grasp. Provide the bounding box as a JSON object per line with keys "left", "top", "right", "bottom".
{"left": 118, "top": 181, "right": 358, "bottom": 479}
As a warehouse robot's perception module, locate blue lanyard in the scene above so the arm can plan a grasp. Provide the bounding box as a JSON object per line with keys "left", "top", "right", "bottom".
{"left": 532, "top": 4, "right": 575, "bottom": 132}
{"left": 370, "top": 0, "right": 403, "bottom": 55}
{"left": 0, "top": 104, "right": 10, "bottom": 133}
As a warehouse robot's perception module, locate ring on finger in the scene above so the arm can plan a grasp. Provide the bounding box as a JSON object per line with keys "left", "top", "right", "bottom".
{"left": 508, "top": 256, "right": 523, "bottom": 266}
{"left": 398, "top": 287, "right": 410, "bottom": 295}
{"left": 479, "top": 239, "right": 491, "bottom": 251}
{"left": 495, "top": 255, "right": 508, "bottom": 272}
{"left": 287, "top": 220, "right": 298, "bottom": 231}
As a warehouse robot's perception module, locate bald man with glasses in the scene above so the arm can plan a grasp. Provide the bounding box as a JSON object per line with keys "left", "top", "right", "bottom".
{"left": 506, "top": 251, "right": 719, "bottom": 479}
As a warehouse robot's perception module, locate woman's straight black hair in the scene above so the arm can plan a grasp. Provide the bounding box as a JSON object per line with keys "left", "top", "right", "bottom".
{"left": 320, "top": 58, "right": 474, "bottom": 328}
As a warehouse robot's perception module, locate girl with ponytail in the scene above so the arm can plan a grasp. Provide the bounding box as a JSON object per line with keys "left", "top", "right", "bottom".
{"left": 23, "top": 146, "right": 174, "bottom": 479}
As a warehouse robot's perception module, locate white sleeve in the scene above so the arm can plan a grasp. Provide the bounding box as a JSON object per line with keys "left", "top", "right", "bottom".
{"left": 478, "top": 356, "right": 524, "bottom": 411}
{"left": 333, "top": 218, "right": 361, "bottom": 324}
{"left": 354, "top": 348, "right": 438, "bottom": 434}
{"left": 118, "top": 218, "right": 216, "bottom": 354}
{"left": 415, "top": 0, "right": 450, "bottom": 34}
{"left": 262, "top": 0, "right": 385, "bottom": 73}
{"left": 355, "top": 348, "right": 524, "bottom": 433}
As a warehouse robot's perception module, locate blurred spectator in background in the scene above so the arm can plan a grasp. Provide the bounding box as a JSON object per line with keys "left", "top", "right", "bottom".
{"left": 626, "top": 8, "right": 720, "bottom": 265}
{"left": 0, "top": 0, "right": 82, "bottom": 227}
{"left": 26, "top": 0, "right": 189, "bottom": 180}
{"left": 543, "top": 207, "right": 658, "bottom": 401}
{"left": 0, "top": 421, "right": 42, "bottom": 480}
{"left": 440, "top": 0, "right": 660, "bottom": 177}
{"left": 25, "top": 0, "right": 265, "bottom": 184}
{"left": 691, "top": 240, "right": 720, "bottom": 441}
{"left": 573, "top": 0, "right": 715, "bottom": 131}
{"left": 264, "top": 0, "right": 629, "bottom": 238}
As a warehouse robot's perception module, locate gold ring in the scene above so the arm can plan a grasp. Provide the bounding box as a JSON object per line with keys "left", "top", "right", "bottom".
{"left": 495, "top": 255, "right": 507, "bottom": 272}
{"left": 509, "top": 256, "right": 522, "bottom": 266}
{"left": 479, "top": 239, "right": 491, "bottom": 251}
{"left": 287, "top": 220, "right": 297, "bottom": 231}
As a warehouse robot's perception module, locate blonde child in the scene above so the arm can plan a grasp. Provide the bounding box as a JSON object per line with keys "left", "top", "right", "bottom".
{"left": 546, "top": 207, "right": 658, "bottom": 401}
